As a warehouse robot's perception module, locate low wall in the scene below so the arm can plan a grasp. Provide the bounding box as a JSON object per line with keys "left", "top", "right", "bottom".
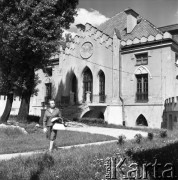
{"left": 124, "top": 105, "right": 163, "bottom": 128}
{"left": 164, "top": 96, "right": 178, "bottom": 130}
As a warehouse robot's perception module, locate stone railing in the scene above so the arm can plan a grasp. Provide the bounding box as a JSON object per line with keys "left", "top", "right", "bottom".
{"left": 92, "top": 94, "right": 106, "bottom": 103}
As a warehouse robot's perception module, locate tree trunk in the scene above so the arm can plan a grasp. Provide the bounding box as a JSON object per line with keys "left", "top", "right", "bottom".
{"left": 17, "top": 67, "right": 35, "bottom": 122}
{"left": 0, "top": 93, "right": 13, "bottom": 124}
{"left": 17, "top": 92, "right": 31, "bottom": 122}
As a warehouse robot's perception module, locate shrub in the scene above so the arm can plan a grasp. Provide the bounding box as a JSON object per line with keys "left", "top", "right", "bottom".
{"left": 125, "top": 147, "right": 134, "bottom": 157}
{"left": 159, "top": 130, "right": 167, "bottom": 138}
{"left": 0, "top": 126, "right": 26, "bottom": 137}
{"left": 27, "top": 115, "right": 40, "bottom": 123}
{"left": 117, "top": 135, "right": 126, "bottom": 145}
{"left": 79, "top": 118, "right": 104, "bottom": 124}
{"left": 8, "top": 115, "right": 17, "bottom": 120}
{"left": 134, "top": 134, "right": 142, "bottom": 144}
{"left": 147, "top": 132, "right": 154, "bottom": 141}
{"left": 23, "top": 123, "right": 40, "bottom": 134}
{"left": 73, "top": 117, "right": 79, "bottom": 122}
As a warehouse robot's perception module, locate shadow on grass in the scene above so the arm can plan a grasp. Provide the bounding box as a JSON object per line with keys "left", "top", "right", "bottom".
{"left": 0, "top": 153, "right": 54, "bottom": 180}
{"left": 129, "top": 141, "right": 178, "bottom": 179}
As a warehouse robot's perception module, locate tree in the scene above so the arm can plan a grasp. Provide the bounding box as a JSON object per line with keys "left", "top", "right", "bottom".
{"left": 0, "top": 0, "right": 78, "bottom": 123}
{"left": 0, "top": 33, "right": 21, "bottom": 123}
{"left": 0, "top": 68, "right": 14, "bottom": 124}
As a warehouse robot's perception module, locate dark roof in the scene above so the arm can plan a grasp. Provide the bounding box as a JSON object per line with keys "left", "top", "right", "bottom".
{"left": 158, "top": 24, "right": 178, "bottom": 32}
{"left": 98, "top": 8, "right": 163, "bottom": 41}
{"left": 158, "top": 24, "right": 178, "bottom": 44}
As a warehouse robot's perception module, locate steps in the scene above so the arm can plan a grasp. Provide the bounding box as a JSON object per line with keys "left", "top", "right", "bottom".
{"left": 60, "top": 104, "right": 88, "bottom": 121}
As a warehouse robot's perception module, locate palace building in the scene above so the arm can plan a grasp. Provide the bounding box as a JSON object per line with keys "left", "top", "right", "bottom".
{"left": 2, "top": 8, "right": 178, "bottom": 129}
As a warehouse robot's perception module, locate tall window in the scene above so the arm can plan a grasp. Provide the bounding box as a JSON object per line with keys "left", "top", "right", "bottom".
{"left": 71, "top": 75, "right": 77, "bottom": 103}
{"left": 99, "top": 71, "right": 105, "bottom": 103}
{"left": 45, "top": 83, "right": 52, "bottom": 103}
{"left": 83, "top": 68, "right": 93, "bottom": 102}
{"left": 136, "top": 53, "right": 148, "bottom": 65}
{"left": 175, "top": 53, "right": 178, "bottom": 66}
{"left": 44, "top": 67, "right": 52, "bottom": 76}
{"left": 136, "top": 74, "right": 148, "bottom": 102}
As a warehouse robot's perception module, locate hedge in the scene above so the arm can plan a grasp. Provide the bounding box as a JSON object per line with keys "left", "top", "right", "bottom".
{"left": 79, "top": 118, "right": 105, "bottom": 124}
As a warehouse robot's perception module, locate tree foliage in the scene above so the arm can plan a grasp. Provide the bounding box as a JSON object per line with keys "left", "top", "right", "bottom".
{"left": 0, "top": 0, "right": 78, "bottom": 122}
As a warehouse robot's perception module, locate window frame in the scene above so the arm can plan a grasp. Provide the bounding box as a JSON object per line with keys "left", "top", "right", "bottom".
{"left": 136, "top": 74, "right": 149, "bottom": 102}
{"left": 135, "top": 52, "right": 148, "bottom": 66}
{"left": 99, "top": 71, "right": 105, "bottom": 103}
{"left": 44, "top": 67, "right": 53, "bottom": 77}
{"left": 175, "top": 53, "right": 178, "bottom": 66}
{"left": 83, "top": 69, "right": 93, "bottom": 102}
{"left": 45, "top": 83, "right": 52, "bottom": 103}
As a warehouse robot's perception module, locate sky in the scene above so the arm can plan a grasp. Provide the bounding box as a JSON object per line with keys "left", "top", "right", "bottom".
{"left": 68, "top": 0, "right": 178, "bottom": 34}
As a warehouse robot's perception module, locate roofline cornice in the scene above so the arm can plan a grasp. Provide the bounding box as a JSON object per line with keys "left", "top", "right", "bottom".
{"left": 121, "top": 39, "right": 178, "bottom": 54}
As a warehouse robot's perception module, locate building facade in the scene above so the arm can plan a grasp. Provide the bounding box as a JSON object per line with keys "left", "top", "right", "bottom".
{"left": 2, "top": 8, "right": 178, "bottom": 129}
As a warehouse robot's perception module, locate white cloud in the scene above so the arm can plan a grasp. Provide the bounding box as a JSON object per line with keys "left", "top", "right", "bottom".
{"left": 71, "top": 8, "right": 109, "bottom": 28}
{"left": 175, "top": 9, "right": 178, "bottom": 17}
{"left": 175, "top": 10, "right": 178, "bottom": 23}
{"left": 62, "top": 29, "right": 76, "bottom": 38}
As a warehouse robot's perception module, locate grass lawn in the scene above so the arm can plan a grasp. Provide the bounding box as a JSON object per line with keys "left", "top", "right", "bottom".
{"left": 1, "top": 129, "right": 178, "bottom": 180}
{"left": 0, "top": 123, "right": 116, "bottom": 154}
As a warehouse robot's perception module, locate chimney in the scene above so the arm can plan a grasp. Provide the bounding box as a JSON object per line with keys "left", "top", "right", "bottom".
{"left": 76, "top": 24, "right": 85, "bottom": 34}
{"left": 125, "top": 9, "right": 139, "bottom": 33}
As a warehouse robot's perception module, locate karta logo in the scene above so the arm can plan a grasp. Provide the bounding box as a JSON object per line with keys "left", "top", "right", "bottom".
{"left": 104, "top": 154, "right": 176, "bottom": 179}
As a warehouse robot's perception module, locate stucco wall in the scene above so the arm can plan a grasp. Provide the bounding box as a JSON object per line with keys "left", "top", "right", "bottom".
{"left": 124, "top": 105, "right": 163, "bottom": 128}
{"left": 58, "top": 32, "right": 114, "bottom": 104}
{"left": 0, "top": 96, "right": 21, "bottom": 116}
{"left": 28, "top": 33, "right": 178, "bottom": 129}
{"left": 121, "top": 45, "right": 178, "bottom": 128}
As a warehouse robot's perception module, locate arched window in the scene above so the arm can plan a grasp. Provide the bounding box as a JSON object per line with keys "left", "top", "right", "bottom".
{"left": 83, "top": 68, "right": 93, "bottom": 102}
{"left": 136, "top": 114, "right": 148, "bottom": 126}
{"left": 71, "top": 74, "right": 77, "bottom": 103}
{"left": 136, "top": 74, "right": 148, "bottom": 102}
{"left": 99, "top": 71, "right": 105, "bottom": 103}
{"left": 45, "top": 83, "right": 52, "bottom": 103}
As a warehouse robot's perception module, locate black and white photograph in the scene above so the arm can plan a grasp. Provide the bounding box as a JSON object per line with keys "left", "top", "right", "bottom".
{"left": 0, "top": 0, "right": 178, "bottom": 179}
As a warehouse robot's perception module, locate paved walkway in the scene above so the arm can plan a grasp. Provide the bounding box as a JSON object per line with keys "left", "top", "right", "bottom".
{"left": 0, "top": 140, "right": 117, "bottom": 161}
{"left": 65, "top": 126, "right": 148, "bottom": 140}
{"left": 0, "top": 126, "right": 148, "bottom": 161}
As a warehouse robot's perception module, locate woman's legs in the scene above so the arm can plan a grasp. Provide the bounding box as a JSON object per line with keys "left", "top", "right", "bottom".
{"left": 47, "top": 127, "right": 57, "bottom": 152}
{"left": 49, "top": 140, "right": 54, "bottom": 151}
